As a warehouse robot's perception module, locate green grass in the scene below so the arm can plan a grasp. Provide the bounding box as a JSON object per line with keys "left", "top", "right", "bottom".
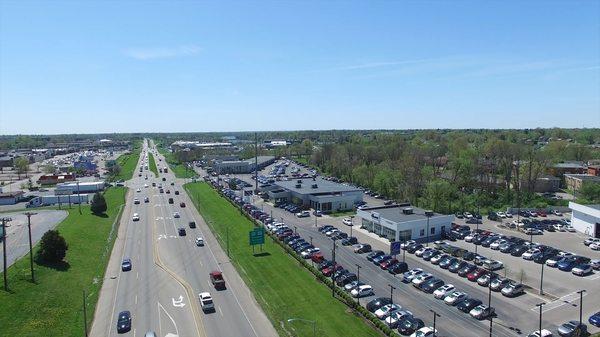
{"left": 157, "top": 147, "right": 197, "bottom": 179}
{"left": 184, "top": 182, "right": 382, "bottom": 337}
{"left": 111, "top": 151, "right": 140, "bottom": 181}
{"left": 0, "top": 187, "right": 127, "bottom": 337}
{"left": 148, "top": 152, "right": 159, "bottom": 177}
{"left": 328, "top": 210, "right": 357, "bottom": 217}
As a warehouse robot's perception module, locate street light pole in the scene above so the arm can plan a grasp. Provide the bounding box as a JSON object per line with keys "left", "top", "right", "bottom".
{"left": 356, "top": 264, "right": 361, "bottom": 304}
{"left": 536, "top": 302, "right": 545, "bottom": 336}
{"left": 430, "top": 310, "right": 440, "bottom": 337}
{"left": 577, "top": 290, "right": 586, "bottom": 326}
{"left": 388, "top": 284, "right": 396, "bottom": 328}
{"left": 540, "top": 262, "right": 545, "bottom": 295}
{"left": 24, "top": 212, "right": 37, "bottom": 283}
{"left": 1, "top": 217, "right": 12, "bottom": 291}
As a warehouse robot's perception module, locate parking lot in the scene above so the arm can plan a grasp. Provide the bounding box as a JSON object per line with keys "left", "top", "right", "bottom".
{"left": 197, "top": 159, "right": 600, "bottom": 337}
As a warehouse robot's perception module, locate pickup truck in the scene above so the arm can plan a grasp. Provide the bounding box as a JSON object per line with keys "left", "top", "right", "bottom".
{"left": 210, "top": 271, "right": 226, "bottom": 290}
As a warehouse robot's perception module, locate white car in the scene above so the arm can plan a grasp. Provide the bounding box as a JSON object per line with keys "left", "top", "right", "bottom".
{"left": 464, "top": 212, "right": 473, "bottom": 219}
{"left": 590, "top": 242, "right": 600, "bottom": 251}
{"left": 136, "top": 188, "right": 141, "bottom": 192}
{"left": 415, "top": 247, "right": 431, "bottom": 257}
{"left": 385, "top": 310, "right": 413, "bottom": 328}
{"left": 198, "top": 292, "right": 214, "bottom": 312}
{"left": 411, "top": 273, "right": 433, "bottom": 287}
{"left": 374, "top": 303, "right": 401, "bottom": 319}
{"left": 572, "top": 264, "right": 592, "bottom": 276}
{"left": 173, "top": 212, "right": 180, "bottom": 218}
{"left": 132, "top": 213, "right": 140, "bottom": 221}
{"left": 351, "top": 285, "right": 374, "bottom": 298}
{"left": 403, "top": 268, "right": 423, "bottom": 282}
{"left": 144, "top": 184, "right": 148, "bottom": 188}
{"left": 430, "top": 254, "right": 447, "bottom": 264}
{"left": 301, "top": 248, "right": 320, "bottom": 258}
{"left": 505, "top": 212, "right": 513, "bottom": 218}
{"left": 433, "top": 284, "right": 455, "bottom": 299}
{"left": 410, "top": 327, "right": 437, "bottom": 337}
{"left": 526, "top": 329, "right": 553, "bottom": 337}
{"left": 195, "top": 237, "right": 204, "bottom": 246}
{"left": 584, "top": 238, "right": 600, "bottom": 246}
{"left": 522, "top": 249, "right": 541, "bottom": 260}
{"left": 565, "top": 226, "right": 576, "bottom": 232}
{"left": 444, "top": 291, "right": 467, "bottom": 305}
{"left": 553, "top": 210, "right": 563, "bottom": 216}
{"left": 470, "top": 304, "right": 495, "bottom": 320}
{"left": 497, "top": 211, "right": 506, "bottom": 218}
{"left": 490, "top": 239, "right": 507, "bottom": 250}
{"left": 483, "top": 260, "right": 504, "bottom": 271}
{"left": 296, "top": 211, "right": 310, "bottom": 218}
{"left": 342, "top": 218, "right": 353, "bottom": 226}
{"left": 464, "top": 234, "right": 475, "bottom": 242}
{"left": 133, "top": 198, "right": 140, "bottom": 204}
{"left": 401, "top": 240, "right": 416, "bottom": 249}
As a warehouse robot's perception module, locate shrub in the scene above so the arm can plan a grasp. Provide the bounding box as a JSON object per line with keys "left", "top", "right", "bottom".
{"left": 90, "top": 192, "right": 107, "bottom": 214}
{"left": 36, "top": 230, "right": 68, "bottom": 263}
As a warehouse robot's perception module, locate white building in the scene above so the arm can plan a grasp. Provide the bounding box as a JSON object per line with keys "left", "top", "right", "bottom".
{"left": 569, "top": 202, "right": 600, "bottom": 238}
{"left": 356, "top": 205, "right": 454, "bottom": 243}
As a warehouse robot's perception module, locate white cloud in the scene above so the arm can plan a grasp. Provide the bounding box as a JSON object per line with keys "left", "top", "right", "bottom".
{"left": 124, "top": 45, "right": 201, "bottom": 60}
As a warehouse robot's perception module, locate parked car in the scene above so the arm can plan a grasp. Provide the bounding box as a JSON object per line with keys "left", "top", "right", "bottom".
{"left": 444, "top": 291, "right": 467, "bottom": 306}
{"left": 366, "top": 297, "right": 392, "bottom": 313}
{"left": 420, "top": 278, "right": 444, "bottom": 293}
{"left": 470, "top": 304, "right": 495, "bottom": 320}
{"left": 572, "top": 264, "right": 592, "bottom": 276}
{"left": 385, "top": 310, "right": 413, "bottom": 328}
{"left": 375, "top": 303, "right": 402, "bottom": 319}
{"left": 457, "top": 298, "right": 483, "bottom": 313}
{"left": 557, "top": 320, "right": 587, "bottom": 336}
{"left": 388, "top": 262, "right": 409, "bottom": 275}
{"left": 526, "top": 330, "right": 553, "bottom": 337}
{"left": 501, "top": 283, "right": 524, "bottom": 297}
{"left": 398, "top": 316, "right": 425, "bottom": 336}
{"left": 490, "top": 277, "right": 511, "bottom": 291}
{"left": 433, "top": 284, "right": 455, "bottom": 299}
{"left": 367, "top": 250, "right": 385, "bottom": 261}
{"left": 354, "top": 244, "right": 372, "bottom": 253}
{"left": 342, "top": 217, "right": 353, "bottom": 226}
{"left": 403, "top": 268, "right": 424, "bottom": 283}
{"left": 589, "top": 312, "right": 600, "bottom": 327}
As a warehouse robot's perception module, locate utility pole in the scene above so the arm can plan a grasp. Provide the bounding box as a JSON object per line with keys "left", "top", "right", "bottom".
{"left": 536, "top": 302, "right": 545, "bottom": 336}
{"left": 77, "top": 181, "right": 82, "bottom": 214}
{"left": 356, "top": 264, "right": 361, "bottom": 304}
{"left": 577, "top": 290, "right": 586, "bottom": 326}
{"left": 540, "top": 262, "right": 545, "bottom": 295}
{"left": 430, "top": 310, "right": 440, "bottom": 337}
{"left": 487, "top": 265, "right": 493, "bottom": 337}
{"left": 24, "top": 212, "right": 37, "bottom": 283}
{"left": 254, "top": 132, "right": 258, "bottom": 194}
{"left": 1, "top": 217, "right": 12, "bottom": 291}
{"left": 388, "top": 284, "right": 396, "bottom": 328}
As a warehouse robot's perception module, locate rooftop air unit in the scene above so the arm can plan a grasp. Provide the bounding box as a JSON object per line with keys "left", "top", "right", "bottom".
{"left": 295, "top": 184, "right": 302, "bottom": 188}
{"left": 402, "top": 207, "right": 414, "bottom": 215}
{"left": 311, "top": 184, "right": 318, "bottom": 189}
{"left": 297, "top": 179, "right": 302, "bottom": 183}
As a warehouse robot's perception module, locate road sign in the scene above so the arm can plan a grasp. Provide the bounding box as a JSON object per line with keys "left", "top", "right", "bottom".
{"left": 390, "top": 241, "right": 401, "bottom": 255}
{"left": 249, "top": 228, "right": 265, "bottom": 245}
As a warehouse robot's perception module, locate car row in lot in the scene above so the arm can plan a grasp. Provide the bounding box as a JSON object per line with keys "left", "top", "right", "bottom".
{"left": 402, "top": 241, "right": 525, "bottom": 299}
{"left": 454, "top": 226, "right": 597, "bottom": 277}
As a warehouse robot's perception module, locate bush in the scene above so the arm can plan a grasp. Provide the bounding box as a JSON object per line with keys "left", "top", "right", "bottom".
{"left": 36, "top": 230, "right": 68, "bottom": 263}
{"left": 90, "top": 192, "right": 107, "bottom": 215}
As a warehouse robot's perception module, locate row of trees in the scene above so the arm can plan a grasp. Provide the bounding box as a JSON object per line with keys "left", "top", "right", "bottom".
{"left": 305, "top": 130, "right": 600, "bottom": 213}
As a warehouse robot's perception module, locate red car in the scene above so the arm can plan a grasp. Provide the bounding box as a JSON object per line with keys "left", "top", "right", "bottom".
{"left": 210, "top": 271, "right": 226, "bottom": 290}
{"left": 311, "top": 252, "right": 324, "bottom": 263}
{"left": 323, "top": 264, "right": 343, "bottom": 277}
{"left": 380, "top": 258, "right": 399, "bottom": 270}
{"left": 467, "top": 268, "right": 487, "bottom": 282}
{"left": 538, "top": 210, "right": 547, "bottom": 217}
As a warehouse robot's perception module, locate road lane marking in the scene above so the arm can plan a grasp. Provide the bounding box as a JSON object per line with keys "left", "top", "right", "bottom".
{"left": 172, "top": 295, "right": 186, "bottom": 308}
{"left": 219, "top": 306, "right": 223, "bottom": 317}
{"left": 135, "top": 295, "right": 138, "bottom": 304}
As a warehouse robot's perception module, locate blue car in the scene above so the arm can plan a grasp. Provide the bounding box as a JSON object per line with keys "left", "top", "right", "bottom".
{"left": 590, "top": 312, "right": 600, "bottom": 327}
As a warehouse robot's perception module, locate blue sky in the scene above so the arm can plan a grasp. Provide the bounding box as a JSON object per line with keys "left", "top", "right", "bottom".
{"left": 0, "top": 0, "right": 598, "bottom": 134}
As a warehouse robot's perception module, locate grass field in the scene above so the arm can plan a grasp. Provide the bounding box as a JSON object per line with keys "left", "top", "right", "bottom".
{"left": 184, "top": 182, "right": 382, "bottom": 337}
{"left": 158, "top": 147, "right": 197, "bottom": 178}
{"left": 148, "top": 152, "right": 159, "bottom": 177}
{"left": 0, "top": 187, "right": 127, "bottom": 337}
{"left": 111, "top": 151, "right": 140, "bottom": 181}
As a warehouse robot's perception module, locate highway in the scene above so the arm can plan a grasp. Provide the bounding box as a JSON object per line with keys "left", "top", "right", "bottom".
{"left": 90, "top": 140, "right": 277, "bottom": 337}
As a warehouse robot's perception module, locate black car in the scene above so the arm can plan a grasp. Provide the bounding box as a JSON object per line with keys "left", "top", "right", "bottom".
{"left": 420, "top": 278, "right": 445, "bottom": 293}
{"left": 367, "top": 250, "right": 385, "bottom": 261}
{"left": 500, "top": 243, "right": 516, "bottom": 253}
{"left": 388, "top": 262, "right": 409, "bottom": 275}
{"left": 116, "top": 310, "right": 132, "bottom": 333}
{"left": 472, "top": 235, "right": 486, "bottom": 245}
{"left": 398, "top": 316, "right": 424, "bottom": 335}
{"left": 336, "top": 273, "right": 357, "bottom": 286}
{"left": 534, "top": 250, "right": 558, "bottom": 264}
{"left": 458, "top": 264, "right": 477, "bottom": 277}
{"left": 510, "top": 245, "right": 529, "bottom": 257}
{"left": 422, "top": 249, "right": 440, "bottom": 261}
{"left": 457, "top": 298, "right": 483, "bottom": 313}
{"left": 341, "top": 237, "right": 358, "bottom": 246}
{"left": 319, "top": 260, "right": 333, "bottom": 271}
{"left": 356, "top": 244, "right": 372, "bottom": 253}
{"left": 178, "top": 228, "right": 186, "bottom": 236}
{"left": 366, "top": 297, "right": 392, "bottom": 312}
{"left": 482, "top": 237, "right": 500, "bottom": 248}
{"left": 319, "top": 225, "right": 334, "bottom": 233}
{"left": 406, "top": 244, "right": 423, "bottom": 254}
{"left": 462, "top": 251, "right": 477, "bottom": 261}
{"left": 440, "top": 257, "right": 458, "bottom": 269}
{"left": 189, "top": 221, "right": 196, "bottom": 228}
{"left": 448, "top": 261, "right": 467, "bottom": 273}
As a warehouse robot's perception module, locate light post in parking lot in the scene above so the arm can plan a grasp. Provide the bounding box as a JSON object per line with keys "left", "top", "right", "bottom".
{"left": 388, "top": 284, "right": 396, "bottom": 328}
{"left": 535, "top": 302, "right": 545, "bottom": 336}
{"left": 429, "top": 310, "right": 440, "bottom": 337}
{"left": 577, "top": 289, "right": 586, "bottom": 326}
{"left": 294, "top": 225, "right": 297, "bottom": 234}
{"left": 356, "top": 264, "right": 361, "bottom": 304}
{"left": 539, "top": 262, "right": 545, "bottom": 295}
{"left": 486, "top": 265, "right": 493, "bottom": 337}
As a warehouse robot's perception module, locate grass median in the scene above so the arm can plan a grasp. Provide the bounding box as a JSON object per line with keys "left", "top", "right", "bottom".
{"left": 157, "top": 147, "right": 197, "bottom": 179}
{"left": 0, "top": 187, "right": 127, "bottom": 337}
{"left": 112, "top": 151, "right": 140, "bottom": 181}
{"left": 148, "top": 152, "right": 159, "bottom": 177}
{"left": 184, "top": 182, "right": 382, "bottom": 337}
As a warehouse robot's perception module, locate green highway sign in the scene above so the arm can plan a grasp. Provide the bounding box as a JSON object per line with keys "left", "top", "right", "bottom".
{"left": 249, "top": 228, "right": 265, "bottom": 245}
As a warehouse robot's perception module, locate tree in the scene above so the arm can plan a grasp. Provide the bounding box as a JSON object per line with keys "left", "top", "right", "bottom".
{"left": 14, "top": 157, "right": 30, "bottom": 179}
{"left": 90, "top": 192, "right": 107, "bottom": 214}
{"left": 36, "top": 230, "right": 68, "bottom": 263}
{"left": 579, "top": 183, "right": 600, "bottom": 204}
{"left": 42, "top": 164, "right": 57, "bottom": 174}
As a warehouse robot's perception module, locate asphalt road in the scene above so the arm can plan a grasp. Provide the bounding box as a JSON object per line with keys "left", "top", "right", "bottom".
{"left": 0, "top": 210, "right": 68, "bottom": 268}
{"left": 90, "top": 140, "right": 277, "bottom": 337}
{"left": 215, "top": 162, "right": 600, "bottom": 337}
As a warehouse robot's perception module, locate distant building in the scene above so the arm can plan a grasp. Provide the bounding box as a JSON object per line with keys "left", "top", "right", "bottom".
{"left": 171, "top": 141, "right": 235, "bottom": 151}
{"left": 564, "top": 174, "right": 600, "bottom": 192}
{"left": 37, "top": 173, "right": 76, "bottom": 185}
{"left": 212, "top": 156, "right": 275, "bottom": 174}
{"left": 263, "top": 140, "right": 289, "bottom": 148}
{"left": 549, "top": 162, "right": 587, "bottom": 176}
{"left": 264, "top": 177, "right": 363, "bottom": 213}
{"left": 519, "top": 175, "right": 561, "bottom": 193}
{"left": 588, "top": 165, "right": 600, "bottom": 176}
{"left": 569, "top": 202, "right": 600, "bottom": 238}
{"left": 0, "top": 191, "right": 25, "bottom": 205}
{"left": 356, "top": 205, "right": 454, "bottom": 243}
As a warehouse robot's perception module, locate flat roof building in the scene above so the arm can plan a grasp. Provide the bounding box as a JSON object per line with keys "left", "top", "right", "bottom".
{"left": 569, "top": 202, "right": 600, "bottom": 238}
{"left": 212, "top": 156, "right": 276, "bottom": 174}
{"left": 265, "top": 177, "right": 363, "bottom": 213}
{"left": 356, "top": 204, "right": 454, "bottom": 243}
{"left": 565, "top": 174, "right": 600, "bottom": 192}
